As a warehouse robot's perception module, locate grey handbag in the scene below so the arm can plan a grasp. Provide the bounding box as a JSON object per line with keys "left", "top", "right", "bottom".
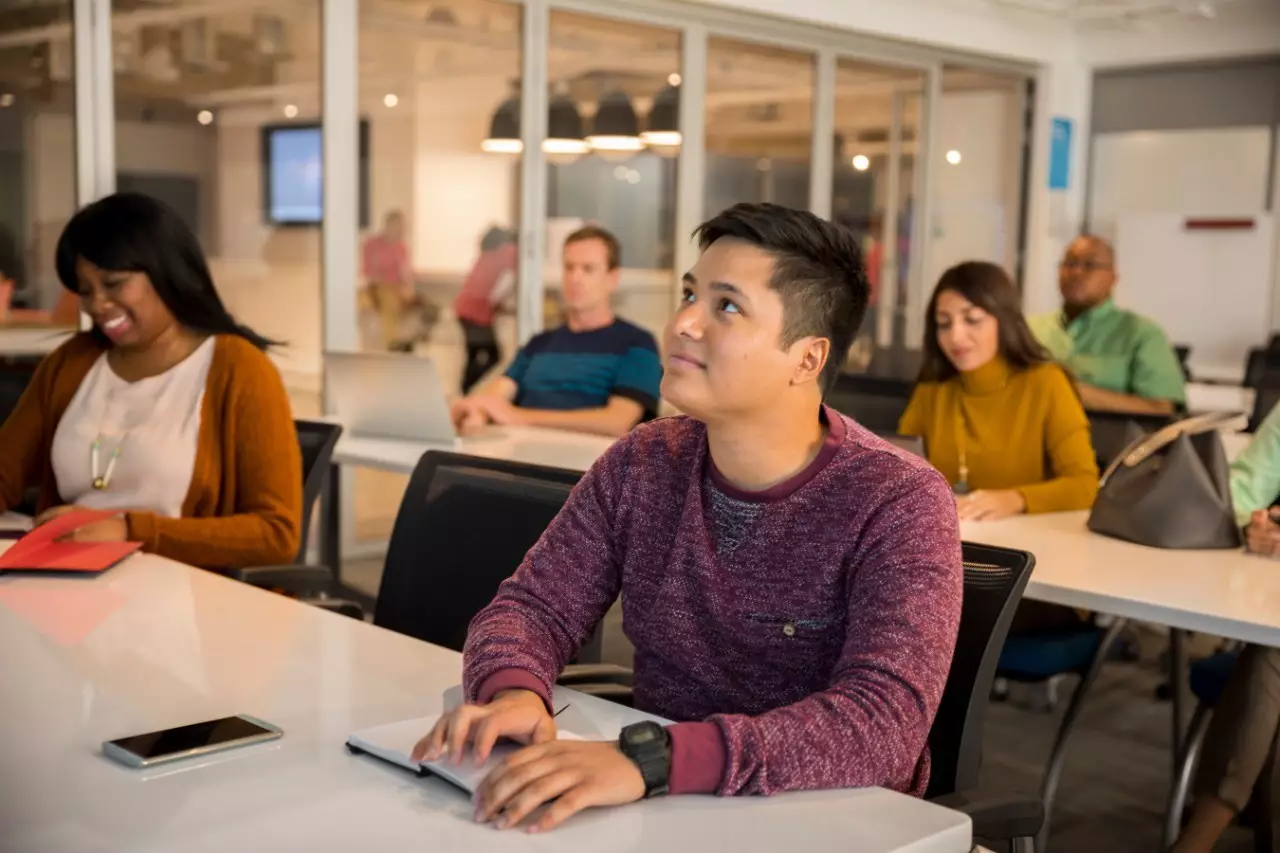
{"left": 1087, "top": 412, "right": 1244, "bottom": 550}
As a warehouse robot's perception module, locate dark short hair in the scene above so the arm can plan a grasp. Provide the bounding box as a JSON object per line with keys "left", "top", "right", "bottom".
{"left": 693, "top": 203, "right": 869, "bottom": 395}
{"left": 919, "top": 261, "right": 1052, "bottom": 382}
{"left": 56, "top": 192, "right": 276, "bottom": 350}
{"left": 564, "top": 225, "right": 621, "bottom": 270}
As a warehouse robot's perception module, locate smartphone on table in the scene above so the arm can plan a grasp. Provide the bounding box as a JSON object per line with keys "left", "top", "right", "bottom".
{"left": 102, "top": 714, "right": 282, "bottom": 768}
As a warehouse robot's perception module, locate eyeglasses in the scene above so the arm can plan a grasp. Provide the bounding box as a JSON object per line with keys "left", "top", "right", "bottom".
{"left": 1059, "top": 260, "right": 1112, "bottom": 273}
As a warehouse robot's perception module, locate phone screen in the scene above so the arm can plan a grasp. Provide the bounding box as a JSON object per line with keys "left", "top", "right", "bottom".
{"left": 108, "top": 716, "right": 277, "bottom": 761}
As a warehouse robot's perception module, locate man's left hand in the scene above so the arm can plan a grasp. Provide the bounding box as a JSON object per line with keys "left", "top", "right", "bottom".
{"left": 956, "top": 489, "right": 1026, "bottom": 522}
{"left": 473, "top": 740, "right": 645, "bottom": 833}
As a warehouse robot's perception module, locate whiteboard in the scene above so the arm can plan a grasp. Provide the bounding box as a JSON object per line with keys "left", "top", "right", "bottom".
{"left": 1116, "top": 213, "right": 1274, "bottom": 382}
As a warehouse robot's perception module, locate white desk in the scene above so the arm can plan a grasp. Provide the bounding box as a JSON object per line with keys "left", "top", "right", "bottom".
{"left": 0, "top": 511, "right": 30, "bottom": 533}
{"left": 0, "top": 327, "right": 72, "bottom": 358}
{"left": 961, "top": 511, "right": 1280, "bottom": 648}
{"left": 1186, "top": 382, "right": 1253, "bottom": 416}
{"left": 334, "top": 424, "right": 616, "bottom": 475}
{"left": 0, "top": 551, "right": 971, "bottom": 853}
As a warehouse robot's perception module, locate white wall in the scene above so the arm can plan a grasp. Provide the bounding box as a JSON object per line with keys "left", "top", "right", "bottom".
{"left": 1080, "top": 1, "right": 1280, "bottom": 69}
{"left": 1088, "top": 127, "right": 1274, "bottom": 240}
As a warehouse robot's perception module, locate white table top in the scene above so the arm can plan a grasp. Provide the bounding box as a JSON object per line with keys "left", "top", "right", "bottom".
{"left": 0, "top": 550, "right": 970, "bottom": 853}
{"left": 1186, "top": 382, "right": 1253, "bottom": 416}
{"left": 334, "top": 424, "right": 617, "bottom": 474}
{"left": 961, "top": 511, "right": 1280, "bottom": 647}
{"left": 0, "top": 326, "right": 72, "bottom": 358}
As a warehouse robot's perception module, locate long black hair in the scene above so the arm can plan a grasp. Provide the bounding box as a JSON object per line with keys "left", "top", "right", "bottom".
{"left": 918, "top": 261, "right": 1052, "bottom": 383}
{"left": 56, "top": 192, "right": 277, "bottom": 350}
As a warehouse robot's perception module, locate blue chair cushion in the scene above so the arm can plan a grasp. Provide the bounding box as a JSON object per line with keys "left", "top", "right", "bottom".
{"left": 1189, "top": 651, "right": 1239, "bottom": 705}
{"left": 997, "top": 630, "right": 1103, "bottom": 681}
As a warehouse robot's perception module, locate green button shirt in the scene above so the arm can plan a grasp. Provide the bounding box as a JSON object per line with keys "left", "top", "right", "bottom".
{"left": 1029, "top": 299, "right": 1186, "bottom": 405}
{"left": 1230, "top": 402, "right": 1280, "bottom": 527}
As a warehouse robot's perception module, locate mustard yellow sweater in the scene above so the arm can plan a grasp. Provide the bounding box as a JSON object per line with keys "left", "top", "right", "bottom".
{"left": 898, "top": 358, "right": 1099, "bottom": 514}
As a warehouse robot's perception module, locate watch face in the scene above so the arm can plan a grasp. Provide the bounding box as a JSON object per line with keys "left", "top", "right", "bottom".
{"left": 630, "top": 727, "right": 658, "bottom": 744}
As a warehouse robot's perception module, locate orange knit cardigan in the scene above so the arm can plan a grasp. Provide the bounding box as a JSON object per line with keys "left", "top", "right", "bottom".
{"left": 0, "top": 333, "right": 302, "bottom": 569}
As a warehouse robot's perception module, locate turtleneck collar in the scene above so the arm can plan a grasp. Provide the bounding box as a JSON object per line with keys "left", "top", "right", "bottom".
{"left": 957, "top": 355, "right": 1012, "bottom": 395}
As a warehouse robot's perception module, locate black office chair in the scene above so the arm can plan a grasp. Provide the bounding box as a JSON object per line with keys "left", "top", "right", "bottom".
{"left": 222, "top": 419, "right": 343, "bottom": 589}
{"left": 928, "top": 542, "right": 1044, "bottom": 853}
{"left": 1086, "top": 409, "right": 1172, "bottom": 469}
{"left": 825, "top": 373, "right": 915, "bottom": 434}
{"left": 1174, "top": 344, "right": 1192, "bottom": 381}
{"left": 1249, "top": 382, "right": 1280, "bottom": 433}
{"left": 239, "top": 451, "right": 629, "bottom": 695}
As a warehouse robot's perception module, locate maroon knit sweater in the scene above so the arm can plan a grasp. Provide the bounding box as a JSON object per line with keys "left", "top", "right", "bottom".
{"left": 463, "top": 408, "right": 963, "bottom": 797}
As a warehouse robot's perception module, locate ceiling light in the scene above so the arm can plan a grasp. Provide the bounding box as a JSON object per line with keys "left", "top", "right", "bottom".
{"left": 641, "top": 84, "right": 681, "bottom": 155}
{"left": 946, "top": 149, "right": 962, "bottom": 165}
{"left": 543, "top": 92, "right": 589, "bottom": 164}
{"left": 588, "top": 90, "right": 644, "bottom": 161}
{"left": 626, "top": 170, "right": 641, "bottom": 184}
{"left": 0, "top": 93, "right": 14, "bottom": 108}
{"left": 852, "top": 154, "right": 870, "bottom": 171}
{"left": 1197, "top": 2, "right": 1215, "bottom": 18}
{"left": 383, "top": 93, "right": 399, "bottom": 108}
{"left": 756, "top": 158, "right": 772, "bottom": 172}
{"left": 197, "top": 109, "right": 213, "bottom": 125}
{"left": 668, "top": 73, "right": 682, "bottom": 87}
{"left": 481, "top": 91, "right": 522, "bottom": 156}
{"left": 283, "top": 104, "right": 298, "bottom": 119}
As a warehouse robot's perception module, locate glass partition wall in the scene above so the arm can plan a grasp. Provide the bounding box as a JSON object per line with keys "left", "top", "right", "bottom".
{"left": 62, "top": 0, "right": 1035, "bottom": 392}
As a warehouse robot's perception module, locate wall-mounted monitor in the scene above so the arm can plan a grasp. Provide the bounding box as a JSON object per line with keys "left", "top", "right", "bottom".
{"left": 260, "top": 120, "right": 370, "bottom": 227}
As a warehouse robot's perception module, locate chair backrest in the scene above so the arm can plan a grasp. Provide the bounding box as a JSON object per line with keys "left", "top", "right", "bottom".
{"left": 926, "top": 542, "right": 1034, "bottom": 799}
{"left": 1250, "top": 382, "right": 1280, "bottom": 433}
{"left": 1087, "top": 409, "right": 1172, "bottom": 468}
{"left": 825, "top": 373, "right": 915, "bottom": 434}
{"left": 1173, "top": 345, "right": 1192, "bottom": 381}
{"left": 294, "top": 420, "right": 343, "bottom": 562}
{"left": 876, "top": 432, "right": 926, "bottom": 458}
{"left": 373, "top": 451, "right": 581, "bottom": 651}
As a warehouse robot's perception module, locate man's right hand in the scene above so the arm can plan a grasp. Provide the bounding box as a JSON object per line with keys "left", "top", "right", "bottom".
{"left": 411, "top": 689, "right": 555, "bottom": 766}
{"left": 450, "top": 398, "right": 493, "bottom": 434}
{"left": 1245, "top": 509, "right": 1280, "bottom": 558}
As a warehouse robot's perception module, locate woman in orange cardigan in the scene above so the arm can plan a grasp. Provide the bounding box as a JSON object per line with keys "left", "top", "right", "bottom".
{"left": 0, "top": 192, "right": 302, "bottom": 569}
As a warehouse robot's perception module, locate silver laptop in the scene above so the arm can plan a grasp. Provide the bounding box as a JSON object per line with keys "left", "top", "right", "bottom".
{"left": 324, "top": 351, "right": 458, "bottom": 443}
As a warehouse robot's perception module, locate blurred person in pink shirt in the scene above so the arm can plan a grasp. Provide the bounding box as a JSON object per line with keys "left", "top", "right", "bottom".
{"left": 361, "top": 210, "right": 417, "bottom": 351}
{"left": 454, "top": 226, "right": 518, "bottom": 392}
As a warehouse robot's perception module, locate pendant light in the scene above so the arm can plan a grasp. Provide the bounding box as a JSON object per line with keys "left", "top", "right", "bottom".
{"left": 544, "top": 90, "right": 589, "bottom": 164}
{"left": 480, "top": 88, "right": 522, "bottom": 155}
{"left": 641, "top": 83, "right": 681, "bottom": 155}
{"left": 588, "top": 89, "right": 644, "bottom": 161}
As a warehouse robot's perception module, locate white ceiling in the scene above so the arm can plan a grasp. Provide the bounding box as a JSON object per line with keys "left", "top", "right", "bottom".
{"left": 989, "top": 0, "right": 1250, "bottom": 22}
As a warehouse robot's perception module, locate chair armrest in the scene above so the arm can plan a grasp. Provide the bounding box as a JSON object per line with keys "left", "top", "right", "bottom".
{"left": 225, "top": 564, "right": 335, "bottom": 593}
{"left": 306, "top": 598, "right": 367, "bottom": 620}
{"left": 932, "top": 790, "right": 1044, "bottom": 842}
{"left": 558, "top": 664, "right": 633, "bottom": 686}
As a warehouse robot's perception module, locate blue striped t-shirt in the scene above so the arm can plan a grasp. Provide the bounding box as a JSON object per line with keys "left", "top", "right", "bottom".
{"left": 505, "top": 320, "right": 662, "bottom": 416}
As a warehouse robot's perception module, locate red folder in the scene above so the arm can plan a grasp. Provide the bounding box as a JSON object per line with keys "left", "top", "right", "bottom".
{"left": 0, "top": 510, "right": 141, "bottom": 573}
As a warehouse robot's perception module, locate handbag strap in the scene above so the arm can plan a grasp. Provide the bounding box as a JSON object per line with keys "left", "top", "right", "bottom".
{"left": 1098, "top": 411, "right": 1243, "bottom": 484}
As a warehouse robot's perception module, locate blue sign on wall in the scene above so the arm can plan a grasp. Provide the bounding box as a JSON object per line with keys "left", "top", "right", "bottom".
{"left": 1049, "top": 117, "right": 1072, "bottom": 191}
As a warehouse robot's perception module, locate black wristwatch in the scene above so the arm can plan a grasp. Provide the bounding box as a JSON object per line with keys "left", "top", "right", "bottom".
{"left": 618, "top": 721, "right": 671, "bottom": 798}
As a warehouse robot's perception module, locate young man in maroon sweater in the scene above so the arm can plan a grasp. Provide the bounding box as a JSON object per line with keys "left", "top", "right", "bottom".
{"left": 412, "top": 203, "right": 963, "bottom": 833}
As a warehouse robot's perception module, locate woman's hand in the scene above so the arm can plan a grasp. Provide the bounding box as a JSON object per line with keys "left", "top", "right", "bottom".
{"left": 33, "top": 504, "right": 89, "bottom": 527}
{"left": 63, "top": 516, "right": 129, "bottom": 543}
{"left": 956, "top": 489, "right": 1027, "bottom": 522}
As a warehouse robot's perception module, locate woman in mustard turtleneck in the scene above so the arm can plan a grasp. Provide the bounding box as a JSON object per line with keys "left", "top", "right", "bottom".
{"left": 899, "top": 261, "right": 1099, "bottom": 522}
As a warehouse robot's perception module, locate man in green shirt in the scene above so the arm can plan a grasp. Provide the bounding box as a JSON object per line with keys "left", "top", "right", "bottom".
{"left": 1029, "top": 235, "right": 1185, "bottom": 415}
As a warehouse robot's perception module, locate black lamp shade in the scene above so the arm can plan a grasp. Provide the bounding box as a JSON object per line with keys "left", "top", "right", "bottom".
{"left": 646, "top": 84, "right": 679, "bottom": 133}
{"left": 591, "top": 90, "right": 640, "bottom": 138}
{"left": 487, "top": 95, "right": 520, "bottom": 141}
{"left": 547, "top": 94, "right": 585, "bottom": 140}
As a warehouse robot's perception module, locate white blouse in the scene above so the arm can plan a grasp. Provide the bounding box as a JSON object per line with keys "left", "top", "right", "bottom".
{"left": 50, "top": 338, "right": 216, "bottom": 519}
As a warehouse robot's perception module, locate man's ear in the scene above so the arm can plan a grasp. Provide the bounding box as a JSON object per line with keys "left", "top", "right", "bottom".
{"left": 791, "top": 337, "right": 830, "bottom": 387}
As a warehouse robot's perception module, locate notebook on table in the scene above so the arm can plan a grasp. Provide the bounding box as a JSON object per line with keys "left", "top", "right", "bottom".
{"left": 0, "top": 509, "right": 140, "bottom": 574}
{"left": 346, "top": 714, "right": 583, "bottom": 795}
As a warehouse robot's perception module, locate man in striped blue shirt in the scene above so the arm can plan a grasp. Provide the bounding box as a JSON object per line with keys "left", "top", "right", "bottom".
{"left": 450, "top": 225, "right": 661, "bottom": 438}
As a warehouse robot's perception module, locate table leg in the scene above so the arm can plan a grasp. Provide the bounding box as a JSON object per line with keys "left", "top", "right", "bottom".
{"left": 321, "top": 462, "right": 342, "bottom": 583}
{"left": 1170, "top": 629, "right": 1189, "bottom": 773}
